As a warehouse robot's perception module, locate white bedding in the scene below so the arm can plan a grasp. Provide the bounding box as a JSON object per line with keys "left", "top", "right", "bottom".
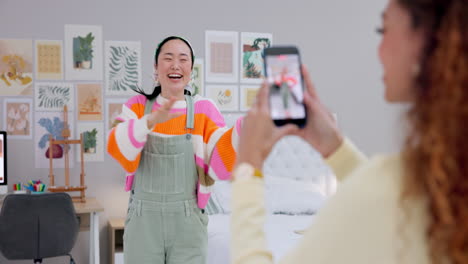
{"left": 207, "top": 214, "right": 315, "bottom": 264}
{"left": 205, "top": 133, "right": 335, "bottom": 264}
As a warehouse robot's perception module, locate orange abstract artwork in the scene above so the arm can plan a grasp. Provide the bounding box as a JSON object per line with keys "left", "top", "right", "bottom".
{"left": 77, "top": 83, "right": 102, "bottom": 121}
{"left": 0, "top": 39, "right": 33, "bottom": 96}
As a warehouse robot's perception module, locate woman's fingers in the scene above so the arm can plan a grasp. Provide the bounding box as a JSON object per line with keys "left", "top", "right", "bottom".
{"left": 147, "top": 97, "right": 182, "bottom": 128}
{"left": 303, "top": 89, "right": 318, "bottom": 119}
{"left": 255, "top": 81, "right": 270, "bottom": 113}
{"left": 161, "top": 96, "right": 178, "bottom": 112}
{"left": 301, "top": 65, "right": 318, "bottom": 99}
{"left": 272, "top": 124, "right": 298, "bottom": 143}
{"left": 168, "top": 112, "right": 184, "bottom": 120}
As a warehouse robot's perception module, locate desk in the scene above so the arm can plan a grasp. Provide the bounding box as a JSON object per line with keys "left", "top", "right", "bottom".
{"left": 0, "top": 196, "right": 104, "bottom": 264}
{"left": 108, "top": 218, "right": 125, "bottom": 264}
{"left": 73, "top": 197, "right": 104, "bottom": 264}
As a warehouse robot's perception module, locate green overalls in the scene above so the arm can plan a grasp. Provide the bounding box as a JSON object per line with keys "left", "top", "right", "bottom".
{"left": 123, "top": 95, "right": 208, "bottom": 264}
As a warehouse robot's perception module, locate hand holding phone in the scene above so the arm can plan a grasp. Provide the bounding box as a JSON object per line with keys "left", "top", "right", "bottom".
{"left": 264, "top": 46, "right": 307, "bottom": 127}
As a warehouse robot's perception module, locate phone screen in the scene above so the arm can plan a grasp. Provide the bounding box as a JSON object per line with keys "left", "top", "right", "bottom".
{"left": 265, "top": 54, "right": 306, "bottom": 122}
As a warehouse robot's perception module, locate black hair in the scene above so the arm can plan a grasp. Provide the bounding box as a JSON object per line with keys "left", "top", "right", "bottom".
{"left": 154, "top": 36, "right": 195, "bottom": 68}
{"left": 132, "top": 36, "right": 194, "bottom": 100}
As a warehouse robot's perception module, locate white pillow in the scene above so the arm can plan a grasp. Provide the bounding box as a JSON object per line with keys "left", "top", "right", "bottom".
{"left": 205, "top": 190, "right": 225, "bottom": 215}
{"left": 211, "top": 176, "right": 327, "bottom": 215}
{"left": 211, "top": 181, "right": 232, "bottom": 213}
{"left": 264, "top": 176, "right": 326, "bottom": 215}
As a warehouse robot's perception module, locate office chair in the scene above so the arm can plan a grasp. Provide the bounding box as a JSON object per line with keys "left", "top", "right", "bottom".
{"left": 0, "top": 193, "right": 79, "bottom": 263}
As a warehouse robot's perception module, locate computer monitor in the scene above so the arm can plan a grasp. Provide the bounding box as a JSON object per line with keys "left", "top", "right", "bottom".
{"left": 0, "top": 131, "right": 7, "bottom": 195}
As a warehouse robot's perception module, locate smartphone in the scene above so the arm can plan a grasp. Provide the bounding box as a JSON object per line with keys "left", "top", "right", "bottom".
{"left": 264, "top": 46, "right": 307, "bottom": 127}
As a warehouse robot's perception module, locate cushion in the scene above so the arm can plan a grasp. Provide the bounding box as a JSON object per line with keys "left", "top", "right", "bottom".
{"left": 211, "top": 176, "right": 327, "bottom": 215}
{"left": 204, "top": 188, "right": 225, "bottom": 215}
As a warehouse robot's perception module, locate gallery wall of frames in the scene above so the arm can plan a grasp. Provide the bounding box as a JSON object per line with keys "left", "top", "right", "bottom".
{"left": 0, "top": 28, "right": 272, "bottom": 165}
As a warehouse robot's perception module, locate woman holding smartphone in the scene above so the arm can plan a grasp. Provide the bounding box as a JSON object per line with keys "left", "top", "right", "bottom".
{"left": 107, "top": 36, "right": 241, "bottom": 264}
{"left": 231, "top": 0, "right": 468, "bottom": 263}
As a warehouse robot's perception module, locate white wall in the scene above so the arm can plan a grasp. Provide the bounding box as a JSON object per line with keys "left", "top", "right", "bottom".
{"left": 0, "top": 0, "right": 406, "bottom": 263}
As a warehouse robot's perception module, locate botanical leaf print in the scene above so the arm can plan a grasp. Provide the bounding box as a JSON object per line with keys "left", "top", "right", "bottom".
{"left": 38, "top": 85, "right": 71, "bottom": 108}
{"left": 108, "top": 46, "right": 139, "bottom": 92}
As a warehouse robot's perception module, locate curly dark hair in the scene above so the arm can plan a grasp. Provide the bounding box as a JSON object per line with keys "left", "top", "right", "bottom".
{"left": 400, "top": 0, "right": 468, "bottom": 263}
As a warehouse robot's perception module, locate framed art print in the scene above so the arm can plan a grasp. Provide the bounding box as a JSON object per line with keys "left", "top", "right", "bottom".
{"left": 35, "top": 40, "right": 63, "bottom": 80}
{"left": 206, "top": 84, "right": 239, "bottom": 112}
{"left": 65, "top": 25, "right": 103, "bottom": 80}
{"left": 240, "top": 32, "right": 272, "bottom": 83}
{"left": 205, "top": 31, "right": 238, "bottom": 83}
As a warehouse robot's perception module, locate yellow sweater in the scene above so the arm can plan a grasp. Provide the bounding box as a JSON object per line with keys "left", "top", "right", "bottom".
{"left": 231, "top": 139, "right": 431, "bottom": 264}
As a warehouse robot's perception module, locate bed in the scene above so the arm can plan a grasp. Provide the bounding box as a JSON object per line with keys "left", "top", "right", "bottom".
{"left": 206, "top": 135, "right": 337, "bottom": 263}
{"left": 207, "top": 214, "right": 315, "bottom": 263}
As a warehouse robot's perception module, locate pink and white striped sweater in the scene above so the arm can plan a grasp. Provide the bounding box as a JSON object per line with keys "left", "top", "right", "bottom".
{"left": 107, "top": 94, "right": 241, "bottom": 209}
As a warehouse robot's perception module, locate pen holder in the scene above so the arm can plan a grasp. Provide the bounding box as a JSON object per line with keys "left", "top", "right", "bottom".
{"left": 24, "top": 181, "right": 47, "bottom": 193}
{"left": 13, "top": 190, "right": 28, "bottom": 194}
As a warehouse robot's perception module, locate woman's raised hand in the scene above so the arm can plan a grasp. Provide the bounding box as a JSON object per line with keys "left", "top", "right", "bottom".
{"left": 146, "top": 97, "right": 184, "bottom": 129}
{"left": 295, "top": 66, "right": 343, "bottom": 158}
{"left": 237, "top": 82, "right": 298, "bottom": 170}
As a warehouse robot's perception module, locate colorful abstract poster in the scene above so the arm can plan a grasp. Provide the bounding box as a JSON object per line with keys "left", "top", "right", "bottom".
{"left": 105, "top": 98, "right": 126, "bottom": 133}
{"left": 206, "top": 84, "right": 239, "bottom": 112}
{"left": 3, "top": 98, "right": 33, "bottom": 139}
{"left": 35, "top": 40, "right": 63, "bottom": 80}
{"left": 0, "top": 39, "right": 33, "bottom": 96}
{"left": 34, "top": 111, "right": 75, "bottom": 168}
{"left": 240, "top": 85, "right": 260, "bottom": 112}
{"left": 105, "top": 41, "right": 141, "bottom": 95}
{"left": 189, "top": 58, "right": 204, "bottom": 96}
{"left": 35, "top": 82, "right": 74, "bottom": 111}
{"left": 205, "top": 31, "right": 238, "bottom": 83}
{"left": 65, "top": 25, "right": 103, "bottom": 80}
{"left": 240, "top": 32, "right": 272, "bottom": 83}
{"left": 77, "top": 122, "right": 104, "bottom": 162}
{"left": 77, "top": 83, "right": 103, "bottom": 121}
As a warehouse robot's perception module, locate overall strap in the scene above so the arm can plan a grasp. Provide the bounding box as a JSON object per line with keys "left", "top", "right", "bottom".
{"left": 144, "top": 97, "right": 157, "bottom": 115}
{"left": 185, "top": 94, "right": 194, "bottom": 131}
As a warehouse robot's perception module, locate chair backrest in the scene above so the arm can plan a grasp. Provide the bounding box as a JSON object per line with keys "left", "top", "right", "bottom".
{"left": 0, "top": 193, "right": 79, "bottom": 260}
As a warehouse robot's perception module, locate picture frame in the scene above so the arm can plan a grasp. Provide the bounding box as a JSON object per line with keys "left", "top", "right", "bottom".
{"left": 0, "top": 39, "right": 33, "bottom": 96}
{"left": 64, "top": 24, "right": 103, "bottom": 80}
{"left": 205, "top": 31, "right": 238, "bottom": 83}
{"left": 35, "top": 82, "right": 75, "bottom": 111}
{"left": 240, "top": 85, "right": 260, "bottom": 112}
{"left": 105, "top": 41, "right": 142, "bottom": 95}
{"left": 205, "top": 84, "right": 239, "bottom": 112}
{"left": 105, "top": 98, "right": 127, "bottom": 133}
{"left": 3, "top": 98, "right": 33, "bottom": 139}
{"left": 240, "top": 32, "right": 272, "bottom": 83}
{"left": 35, "top": 40, "right": 64, "bottom": 80}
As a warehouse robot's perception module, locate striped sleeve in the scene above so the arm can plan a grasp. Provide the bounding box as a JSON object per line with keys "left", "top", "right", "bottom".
{"left": 107, "top": 95, "right": 151, "bottom": 174}
{"left": 197, "top": 98, "right": 242, "bottom": 182}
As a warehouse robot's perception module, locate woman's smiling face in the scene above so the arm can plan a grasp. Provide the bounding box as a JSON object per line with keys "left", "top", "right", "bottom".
{"left": 155, "top": 39, "right": 193, "bottom": 99}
